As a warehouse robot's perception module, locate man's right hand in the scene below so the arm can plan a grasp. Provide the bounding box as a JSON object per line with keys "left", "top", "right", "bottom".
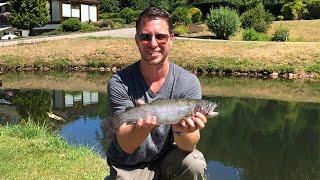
{"left": 116, "top": 99, "right": 157, "bottom": 154}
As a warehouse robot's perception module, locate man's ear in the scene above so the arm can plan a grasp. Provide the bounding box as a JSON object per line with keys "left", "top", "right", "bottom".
{"left": 135, "top": 34, "right": 139, "bottom": 45}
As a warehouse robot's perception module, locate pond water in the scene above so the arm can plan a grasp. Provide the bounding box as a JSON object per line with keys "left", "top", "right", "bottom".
{"left": 0, "top": 72, "right": 319, "bottom": 179}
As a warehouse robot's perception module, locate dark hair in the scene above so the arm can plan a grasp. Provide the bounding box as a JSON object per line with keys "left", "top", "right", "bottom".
{"left": 136, "top": 7, "right": 173, "bottom": 34}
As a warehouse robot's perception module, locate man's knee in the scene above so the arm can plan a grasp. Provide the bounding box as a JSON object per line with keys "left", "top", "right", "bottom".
{"left": 182, "top": 149, "right": 207, "bottom": 175}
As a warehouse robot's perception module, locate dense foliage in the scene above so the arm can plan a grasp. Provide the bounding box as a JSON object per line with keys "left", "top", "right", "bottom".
{"left": 99, "top": 0, "right": 120, "bottom": 13}
{"left": 61, "top": 18, "right": 82, "bottom": 32}
{"left": 240, "top": 3, "right": 274, "bottom": 33}
{"left": 206, "top": 7, "right": 241, "bottom": 39}
{"left": 172, "top": 6, "right": 192, "bottom": 25}
{"left": 8, "top": 0, "right": 49, "bottom": 30}
{"left": 242, "top": 28, "right": 269, "bottom": 41}
{"left": 189, "top": 7, "right": 203, "bottom": 22}
{"left": 119, "top": 7, "right": 137, "bottom": 24}
{"left": 272, "top": 25, "right": 290, "bottom": 41}
{"left": 305, "top": 0, "right": 320, "bottom": 19}
{"left": 281, "top": 0, "right": 307, "bottom": 20}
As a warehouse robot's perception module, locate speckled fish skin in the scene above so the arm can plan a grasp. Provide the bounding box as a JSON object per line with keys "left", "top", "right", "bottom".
{"left": 107, "top": 99, "right": 218, "bottom": 130}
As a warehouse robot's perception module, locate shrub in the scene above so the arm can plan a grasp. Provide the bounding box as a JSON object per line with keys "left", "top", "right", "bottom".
{"left": 272, "top": 25, "right": 289, "bottom": 41}
{"left": 188, "top": 7, "right": 203, "bottom": 23}
{"left": 119, "top": 7, "right": 136, "bottom": 24}
{"left": 80, "top": 23, "right": 99, "bottom": 32}
{"left": 61, "top": 18, "right": 82, "bottom": 32}
{"left": 172, "top": 6, "right": 192, "bottom": 25}
{"left": 242, "top": 28, "right": 269, "bottom": 41}
{"left": 173, "top": 25, "right": 189, "bottom": 36}
{"left": 206, "top": 7, "right": 241, "bottom": 39}
{"left": 276, "top": 15, "right": 284, "bottom": 21}
{"left": 240, "top": 3, "right": 274, "bottom": 33}
{"left": 281, "top": 0, "right": 307, "bottom": 20}
{"left": 305, "top": 0, "right": 320, "bottom": 19}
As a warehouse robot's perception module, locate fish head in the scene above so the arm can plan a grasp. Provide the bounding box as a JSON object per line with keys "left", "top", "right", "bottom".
{"left": 194, "top": 100, "right": 219, "bottom": 118}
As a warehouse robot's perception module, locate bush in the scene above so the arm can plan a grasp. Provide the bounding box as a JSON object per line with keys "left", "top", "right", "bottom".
{"left": 276, "top": 15, "right": 284, "bottom": 21}
{"left": 272, "top": 25, "right": 289, "bottom": 41}
{"left": 281, "top": 0, "right": 307, "bottom": 20}
{"left": 61, "top": 18, "right": 82, "bottom": 32}
{"left": 119, "top": 7, "right": 136, "bottom": 24}
{"left": 173, "top": 25, "right": 189, "bottom": 36}
{"left": 206, "top": 7, "right": 241, "bottom": 39}
{"left": 240, "top": 3, "right": 274, "bottom": 33}
{"left": 242, "top": 28, "right": 269, "bottom": 41}
{"left": 172, "top": 7, "right": 192, "bottom": 25}
{"left": 80, "top": 23, "right": 99, "bottom": 32}
{"left": 188, "top": 7, "right": 203, "bottom": 23}
{"left": 305, "top": 0, "right": 320, "bottom": 19}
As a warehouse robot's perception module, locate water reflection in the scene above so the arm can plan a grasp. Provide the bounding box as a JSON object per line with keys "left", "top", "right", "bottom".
{"left": 0, "top": 88, "right": 319, "bottom": 179}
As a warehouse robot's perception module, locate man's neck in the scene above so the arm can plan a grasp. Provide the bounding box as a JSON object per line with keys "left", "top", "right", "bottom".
{"left": 140, "top": 60, "right": 169, "bottom": 92}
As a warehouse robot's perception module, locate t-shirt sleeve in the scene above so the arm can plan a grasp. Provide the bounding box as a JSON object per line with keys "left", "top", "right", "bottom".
{"left": 107, "top": 75, "right": 134, "bottom": 116}
{"left": 180, "top": 73, "right": 202, "bottom": 100}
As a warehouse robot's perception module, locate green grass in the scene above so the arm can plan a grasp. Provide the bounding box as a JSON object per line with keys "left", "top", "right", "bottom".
{"left": 0, "top": 122, "right": 108, "bottom": 179}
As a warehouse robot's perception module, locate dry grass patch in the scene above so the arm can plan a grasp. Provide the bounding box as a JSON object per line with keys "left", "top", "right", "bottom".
{"left": 0, "top": 36, "right": 319, "bottom": 74}
{"left": 267, "top": 20, "right": 320, "bottom": 42}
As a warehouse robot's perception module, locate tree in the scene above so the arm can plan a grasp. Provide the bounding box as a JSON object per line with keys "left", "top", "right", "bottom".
{"left": 240, "top": 3, "right": 274, "bottom": 33}
{"left": 8, "top": 0, "right": 49, "bottom": 30}
{"left": 99, "top": 0, "right": 120, "bottom": 13}
{"left": 206, "top": 7, "right": 241, "bottom": 39}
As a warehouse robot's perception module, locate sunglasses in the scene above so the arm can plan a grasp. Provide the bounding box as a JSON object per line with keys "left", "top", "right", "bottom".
{"left": 136, "top": 33, "right": 170, "bottom": 44}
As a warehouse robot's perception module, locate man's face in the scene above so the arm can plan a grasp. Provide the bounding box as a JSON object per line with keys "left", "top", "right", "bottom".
{"left": 135, "top": 18, "right": 173, "bottom": 65}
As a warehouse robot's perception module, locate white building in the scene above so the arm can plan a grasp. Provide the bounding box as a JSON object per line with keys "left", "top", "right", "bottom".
{"left": 49, "top": 0, "right": 99, "bottom": 23}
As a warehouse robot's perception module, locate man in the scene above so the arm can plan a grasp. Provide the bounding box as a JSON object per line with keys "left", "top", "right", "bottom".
{"left": 105, "top": 7, "right": 207, "bottom": 180}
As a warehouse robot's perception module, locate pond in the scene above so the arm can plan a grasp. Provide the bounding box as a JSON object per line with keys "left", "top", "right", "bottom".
{"left": 0, "top": 72, "right": 319, "bottom": 179}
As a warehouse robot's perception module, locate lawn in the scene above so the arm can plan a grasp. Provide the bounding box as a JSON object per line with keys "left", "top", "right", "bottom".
{"left": 0, "top": 122, "right": 108, "bottom": 179}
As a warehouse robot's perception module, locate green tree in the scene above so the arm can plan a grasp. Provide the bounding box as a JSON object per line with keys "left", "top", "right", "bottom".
{"left": 206, "top": 7, "right": 241, "bottom": 39}
{"left": 8, "top": 0, "right": 49, "bottom": 30}
{"left": 240, "top": 3, "right": 274, "bottom": 33}
{"left": 281, "top": 0, "right": 307, "bottom": 20}
{"left": 99, "top": 0, "right": 120, "bottom": 13}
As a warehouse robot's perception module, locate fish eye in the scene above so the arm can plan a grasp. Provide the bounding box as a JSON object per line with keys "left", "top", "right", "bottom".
{"left": 206, "top": 104, "right": 212, "bottom": 108}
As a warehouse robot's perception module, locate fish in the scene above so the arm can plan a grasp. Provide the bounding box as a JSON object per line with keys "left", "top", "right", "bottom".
{"left": 104, "top": 99, "right": 218, "bottom": 135}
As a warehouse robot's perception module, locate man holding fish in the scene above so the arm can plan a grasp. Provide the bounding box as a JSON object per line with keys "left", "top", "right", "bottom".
{"left": 105, "top": 7, "right": 218, "bottom": 180}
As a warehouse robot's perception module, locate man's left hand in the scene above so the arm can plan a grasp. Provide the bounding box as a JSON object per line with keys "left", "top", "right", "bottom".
{"left": 172, "top": 112, "right": 207, "bottom": 133}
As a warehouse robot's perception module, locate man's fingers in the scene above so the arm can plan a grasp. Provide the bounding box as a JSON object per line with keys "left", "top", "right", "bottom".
{"left": 186, "top": 118, "right": 195, "bottom": 128}
{"left": 195, "top": 112, "right": 207, "bottom": 124}
{"left": 193, "top": 117, "right": 205, "bottom": 129}
{"left": 136, "top": 99, "right": 146, "bottom": 106}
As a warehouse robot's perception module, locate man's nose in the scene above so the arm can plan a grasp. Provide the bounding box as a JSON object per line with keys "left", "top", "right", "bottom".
{"left": 149, "top": 36, "right": 158, "bottom": 47}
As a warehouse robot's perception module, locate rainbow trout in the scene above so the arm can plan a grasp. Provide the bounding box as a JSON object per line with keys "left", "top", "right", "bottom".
{"left": 105, "top": 99, "right": 218, "bottom": 133}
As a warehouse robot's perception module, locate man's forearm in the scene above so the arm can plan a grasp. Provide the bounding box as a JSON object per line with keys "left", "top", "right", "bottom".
{"left": 116, "top": 124, "right": 150, "bottom": 154}
{"left": 174, "top": 130, "right": 200, "bottom": 152}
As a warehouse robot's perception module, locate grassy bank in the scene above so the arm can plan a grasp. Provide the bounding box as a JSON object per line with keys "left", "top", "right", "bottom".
{"left": 0, "top": 37, "right": 319, "bottom": 78}
{"left": 0, "top": 122, "right": 108, "bottom": 179}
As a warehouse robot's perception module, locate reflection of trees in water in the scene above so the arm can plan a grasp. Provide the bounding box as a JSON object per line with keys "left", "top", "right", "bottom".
{"left": 11, "top": 89, "right": 52, "bottom": 124}
{"left": 200, "top": 96, "right": 320, "bottom": 179}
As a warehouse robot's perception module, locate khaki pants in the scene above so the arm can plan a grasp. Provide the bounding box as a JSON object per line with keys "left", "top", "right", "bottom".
{"left": 108, "top": 147, "right": 207, "bottom": 180}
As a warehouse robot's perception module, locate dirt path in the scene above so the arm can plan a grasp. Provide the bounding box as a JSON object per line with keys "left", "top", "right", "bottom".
{"left": 0, "top": 28, "right": 137, "bottom": 47}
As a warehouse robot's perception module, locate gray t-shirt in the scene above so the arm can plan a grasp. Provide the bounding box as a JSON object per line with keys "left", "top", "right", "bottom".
{"left": 106, "top": 60, "right": 201, "bottom": 167}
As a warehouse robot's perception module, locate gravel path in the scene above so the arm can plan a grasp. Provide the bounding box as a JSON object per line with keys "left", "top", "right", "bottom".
{"left": 0, "top": 28, "right": 137, "bottom": 47}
